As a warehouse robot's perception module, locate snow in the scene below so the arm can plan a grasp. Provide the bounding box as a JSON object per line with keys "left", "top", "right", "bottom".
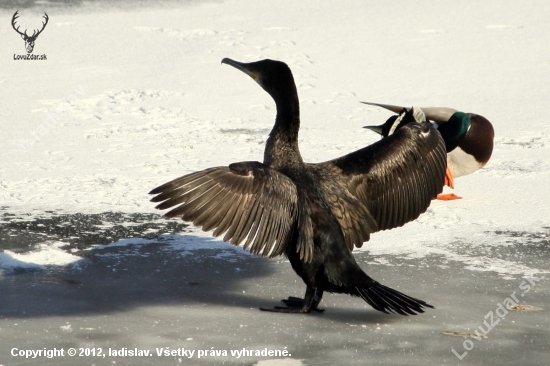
{"left": 1, "top": 0, "right": 549, "bottom": 364}
{"left": 0, "top": 241, "right": 82, "bottom": 273}
{"left": 2, "top": 0, "right": 549, "bottom": 278}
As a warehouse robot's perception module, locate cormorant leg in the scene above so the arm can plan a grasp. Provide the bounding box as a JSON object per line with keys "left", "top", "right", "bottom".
{"left": 260, "top": 287, "right": 325, "bottom": 313}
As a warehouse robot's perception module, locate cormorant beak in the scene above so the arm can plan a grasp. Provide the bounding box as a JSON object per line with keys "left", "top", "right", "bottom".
{"left": 363, "top": 125, "right": 384, "bottom": 135}
{"left": 222, "top": 58, "right": 258, "bottom": 81}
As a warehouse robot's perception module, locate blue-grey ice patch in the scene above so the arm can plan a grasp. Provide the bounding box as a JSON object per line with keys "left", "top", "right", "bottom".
{"left": 91, "top": 233, "right": 251, "bottom": 261}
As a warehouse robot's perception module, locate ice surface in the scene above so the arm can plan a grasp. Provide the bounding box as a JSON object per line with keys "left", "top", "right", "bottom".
{"left": 1, "top": 0, "right": 549, "bottom": 364}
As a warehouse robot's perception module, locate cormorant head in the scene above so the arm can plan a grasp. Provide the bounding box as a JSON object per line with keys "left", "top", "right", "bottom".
{"left": 222, "top": 58, "right": 298, "bottom": 105}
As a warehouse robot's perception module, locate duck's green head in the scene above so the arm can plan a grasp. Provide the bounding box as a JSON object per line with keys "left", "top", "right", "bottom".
{"left": 437, "top": 112, "right": 471, "bottom": 152}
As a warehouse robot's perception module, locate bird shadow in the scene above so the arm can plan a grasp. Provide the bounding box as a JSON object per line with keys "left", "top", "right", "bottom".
{"left": 0, "top": 233, "right": 269, "bottom": 317}
{"left": 0, "top": 211, "right": 420, "bottom": 324}
{"left": 0, "top": 237, "right": 395, "bottom": 324}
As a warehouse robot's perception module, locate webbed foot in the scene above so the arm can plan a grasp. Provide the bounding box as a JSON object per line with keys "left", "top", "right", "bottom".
{"left": 259, "top": 289, "right": 324, "bottom": 313}
{"left": 436, "top": 193, "right": 462, "bottom": 200}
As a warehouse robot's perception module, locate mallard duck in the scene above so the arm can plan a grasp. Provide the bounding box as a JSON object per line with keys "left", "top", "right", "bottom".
{"left": 362, "top": 102, "right": 494, "bottom": 200}
{"left": 149, "top": 60, "right": 446, "bottom": 315}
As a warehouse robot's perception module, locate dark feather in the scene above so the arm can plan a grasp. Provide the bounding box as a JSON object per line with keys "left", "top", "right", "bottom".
{"left": 150, "top": 163, "right": 299, "bottom": 257}
{"left": 356, "top": 284, "right": 433, "bottom": 316}
{"left": 310, "top": 122, "right": 446, "bottom": 248}
{"left": 150, "top": 58, "right": 442, "bottom": 316}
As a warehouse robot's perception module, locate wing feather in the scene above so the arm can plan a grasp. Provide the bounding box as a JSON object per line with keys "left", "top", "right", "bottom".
{"left": 309, "top": 122, "right": 446, "bottom": 248}
{"left": 150, "top": 162, "right": 299, "bottom": 258}
{"left": 192, "top": 190, "right": 230, "bottom": 228}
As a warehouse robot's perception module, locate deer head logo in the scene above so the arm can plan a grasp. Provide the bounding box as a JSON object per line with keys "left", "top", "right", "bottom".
{"left": 12, "top": 11, "right": 49, "bottom": 54}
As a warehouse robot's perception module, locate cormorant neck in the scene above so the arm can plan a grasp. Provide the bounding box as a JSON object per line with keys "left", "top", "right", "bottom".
{"left": 264, "top": 94, "right": 303, "bottom": 169}
{"left": 274, "top": 96, "right": 300, "bottom": 138}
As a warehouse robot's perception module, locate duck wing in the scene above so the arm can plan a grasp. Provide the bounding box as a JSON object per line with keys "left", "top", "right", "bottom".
{"left": 310, "top": 122, "right": 447, "bottom": 250}
{"left": 149, "top": 161, "right": 299, "bottom": 258}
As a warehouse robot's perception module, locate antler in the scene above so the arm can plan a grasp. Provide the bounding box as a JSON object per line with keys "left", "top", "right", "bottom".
{"left": 11, "top": 11, "right": 49, "bottom": 39}
{"left": 32, "top": 13, "right": 49, "bottom": 39}
{"left": 11, "top": 10, "right": 26, "bottom": 37}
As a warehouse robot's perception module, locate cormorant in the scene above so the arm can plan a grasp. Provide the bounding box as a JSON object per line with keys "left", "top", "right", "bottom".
{"left": 362, "top": 102, "right": 494, "bottom": 200}
{"left": 150, "top": 59, "right": 447, "bottom": 315}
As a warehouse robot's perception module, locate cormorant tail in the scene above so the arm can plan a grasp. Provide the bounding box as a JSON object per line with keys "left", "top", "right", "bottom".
{"left": 355, "top": 283, "right": 434, "bottom": 316}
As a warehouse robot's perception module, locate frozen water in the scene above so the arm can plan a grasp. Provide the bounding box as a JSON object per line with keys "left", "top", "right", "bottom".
{"left": 1, "top": 0, "right": 550, "bottom": 364}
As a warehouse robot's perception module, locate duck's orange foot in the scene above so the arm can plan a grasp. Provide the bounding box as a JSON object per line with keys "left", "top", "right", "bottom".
{"left": 437, "top": 193, "right": 462, "bottom": 201}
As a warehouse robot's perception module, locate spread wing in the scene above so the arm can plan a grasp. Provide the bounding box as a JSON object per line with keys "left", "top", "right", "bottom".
{"left": 310, "top": 122, "right": 447, "bottom": 250}
{"left": 149, "top": 161, "right": 299, "bottom": 258}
